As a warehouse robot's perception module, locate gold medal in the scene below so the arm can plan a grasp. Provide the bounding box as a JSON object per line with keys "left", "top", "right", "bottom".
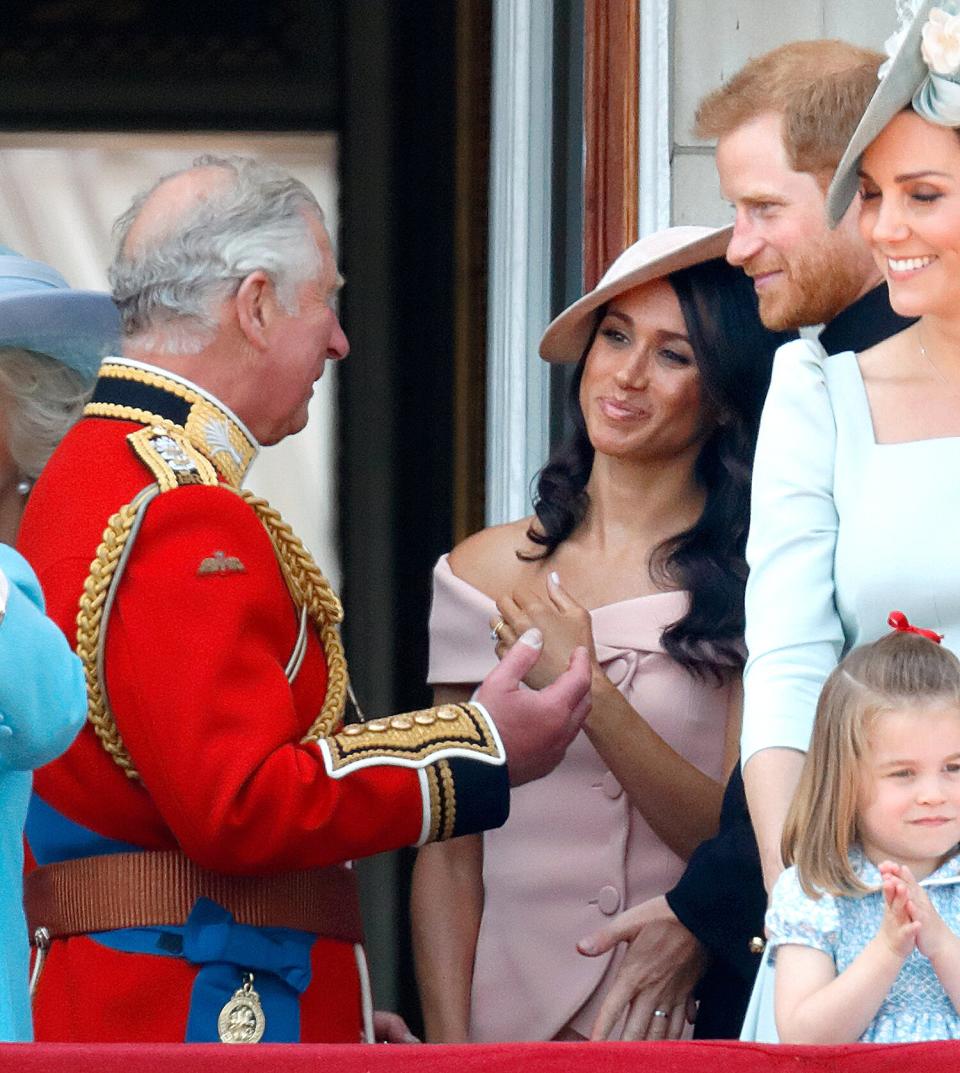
{"left": 217, "top": 972, "right": 266, "bottom": 1044}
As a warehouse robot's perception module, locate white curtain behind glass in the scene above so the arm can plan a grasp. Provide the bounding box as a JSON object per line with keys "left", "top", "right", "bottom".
{"left": 0, "top": 132, "right": 341, "bottom": 586}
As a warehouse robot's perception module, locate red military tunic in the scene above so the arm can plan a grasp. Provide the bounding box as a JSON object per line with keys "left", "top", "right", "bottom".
{"left": 19, "top": 359, "right": 508, "bottom": 1043}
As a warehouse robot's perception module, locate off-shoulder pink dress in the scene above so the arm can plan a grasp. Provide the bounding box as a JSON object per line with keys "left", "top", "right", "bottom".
{"left": 427, "top": 554, "right": 732, "bottom": 1041}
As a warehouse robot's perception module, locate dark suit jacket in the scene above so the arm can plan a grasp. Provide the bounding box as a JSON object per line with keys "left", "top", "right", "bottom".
{"left": 666, "top": 284, "right": 914, "bottom": 1039}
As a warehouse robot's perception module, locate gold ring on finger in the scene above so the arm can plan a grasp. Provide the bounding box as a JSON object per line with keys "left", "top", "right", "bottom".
{"left": 490, "top": 618, "right": 507, "bottom": 643}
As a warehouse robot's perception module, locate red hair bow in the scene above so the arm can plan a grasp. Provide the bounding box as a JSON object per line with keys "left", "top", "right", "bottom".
{"left": 887, "top": 610, "right": 943, "bottom": 644}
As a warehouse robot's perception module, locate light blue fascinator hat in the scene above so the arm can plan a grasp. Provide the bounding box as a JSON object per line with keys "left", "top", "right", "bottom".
{"left": 0, "top": 247, "right": 120, "bottom": 382}
{"left": 828, "top": 0, "right": 960, "bottom": 225}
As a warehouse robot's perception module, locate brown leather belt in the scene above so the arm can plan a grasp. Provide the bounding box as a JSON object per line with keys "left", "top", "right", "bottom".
{"left": 24, "top": 850, "right": 364, "bottom": 945}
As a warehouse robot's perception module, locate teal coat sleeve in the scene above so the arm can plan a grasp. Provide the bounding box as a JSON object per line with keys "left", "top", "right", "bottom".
{"left": 0, "top": 544, "right": 86, "bottom": 771}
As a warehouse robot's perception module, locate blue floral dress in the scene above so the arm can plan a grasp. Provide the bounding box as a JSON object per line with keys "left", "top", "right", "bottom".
{"left": 767, "top": 847, "right": 960, "bottom": 1042}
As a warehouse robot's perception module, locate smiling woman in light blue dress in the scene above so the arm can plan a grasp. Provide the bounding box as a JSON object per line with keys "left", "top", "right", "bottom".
{"left": 742, "top": 0, "right": 960, "bottom": 886}
{"left": 0, "top": 247, "right": 118, "bottom": 1039}
{"left": 741, "top": 0, "right": 960, "bottom": 1042}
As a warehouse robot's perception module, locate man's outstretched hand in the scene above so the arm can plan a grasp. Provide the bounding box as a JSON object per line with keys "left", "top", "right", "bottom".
{"left": 475, "top": 628, "right": 592, "bottom": 786}
{"left": 578, "top": 895, "right": 705, "bottom": 1040}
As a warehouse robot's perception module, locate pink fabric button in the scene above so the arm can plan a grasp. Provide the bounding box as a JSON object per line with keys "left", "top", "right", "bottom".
{"left": 601, "top": 772, "right": 623, "bottom": 799}
{"left": 598, "top": 885, "right": 621, "bottom": 915}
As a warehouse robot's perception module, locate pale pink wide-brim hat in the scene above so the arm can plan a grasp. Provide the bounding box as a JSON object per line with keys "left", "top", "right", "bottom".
{"left": 539, "top": 224, "right": 733, "bottom": 364}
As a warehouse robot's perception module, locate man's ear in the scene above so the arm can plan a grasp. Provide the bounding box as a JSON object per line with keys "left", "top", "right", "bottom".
{"left": 235, "top": 270, "right": 274, "bottom": 351}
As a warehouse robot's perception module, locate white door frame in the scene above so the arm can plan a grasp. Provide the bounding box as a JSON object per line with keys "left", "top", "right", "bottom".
{"left": 639, "top": 0, "right": 673, "bottom": 235}
{"left": 485, "top": 0, "right": 554, "bottom": 526}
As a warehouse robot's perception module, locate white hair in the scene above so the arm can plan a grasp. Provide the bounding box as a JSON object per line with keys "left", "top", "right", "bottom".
{"left": 108, "top": 154, "right": 327, "bottom": 355}
{"left": 0, "top": 347, "right": 91, "bottom": 480}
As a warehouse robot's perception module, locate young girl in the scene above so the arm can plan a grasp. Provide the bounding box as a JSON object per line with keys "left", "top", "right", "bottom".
{"left": 767, "top": 614, "right": 960, "bottom": 1043}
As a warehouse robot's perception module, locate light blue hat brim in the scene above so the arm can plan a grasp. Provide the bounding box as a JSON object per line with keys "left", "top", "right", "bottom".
{"left": 826, "top": 0, "right": 938, "bottom": 226}
{"left": 0, "top": 248, "right": 119, "bottom": 382}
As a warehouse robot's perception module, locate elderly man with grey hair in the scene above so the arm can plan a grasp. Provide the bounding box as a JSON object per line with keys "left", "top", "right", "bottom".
{"left": 17, "top": 155, "right": 591, "bottom": 1045}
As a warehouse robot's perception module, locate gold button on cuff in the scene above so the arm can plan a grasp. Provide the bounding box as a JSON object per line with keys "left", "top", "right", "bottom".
{"left": 414, "top": 713, "right": 436, "bottom": 726}
{"left": 436, "top": 707, "right": 459, "bottom": 722}
{"left": 749, "top": 936, "right": 766, "bottom": 955}
{"left": 342, "top": 725, "right": 363, "bottom": 736}
{"left": 390, "top": 716, "right": 413, "bottom": 731}
{"left": 365, "top": 721, "right": 387, "bottom": 732}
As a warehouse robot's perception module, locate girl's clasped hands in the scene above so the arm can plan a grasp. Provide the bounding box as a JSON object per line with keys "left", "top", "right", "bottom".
{"left": 878, "top": 861, "right": 960, "bottom": 967}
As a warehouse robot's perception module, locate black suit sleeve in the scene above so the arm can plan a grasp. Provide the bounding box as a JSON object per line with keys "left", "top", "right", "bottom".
{"left": 664, "top": 763, "right": 766, "bottom": 986}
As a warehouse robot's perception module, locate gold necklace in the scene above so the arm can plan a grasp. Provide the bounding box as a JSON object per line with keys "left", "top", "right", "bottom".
{"left": 918, "top": 326, "right": 960, "bottom": 397}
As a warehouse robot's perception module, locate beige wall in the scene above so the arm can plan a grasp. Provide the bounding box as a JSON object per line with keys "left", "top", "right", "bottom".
{"left": 669, "top": 0, "right": 900, "bottom": 225}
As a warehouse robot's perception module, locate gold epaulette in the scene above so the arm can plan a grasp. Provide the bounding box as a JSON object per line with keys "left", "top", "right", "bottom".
{"left": 127, "top": 426, "right": 219, "bottom": 491}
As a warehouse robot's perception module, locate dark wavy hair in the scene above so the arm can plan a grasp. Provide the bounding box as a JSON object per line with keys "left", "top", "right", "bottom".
{"left": 522, "top": 257, "right": 791, "bottom": 678}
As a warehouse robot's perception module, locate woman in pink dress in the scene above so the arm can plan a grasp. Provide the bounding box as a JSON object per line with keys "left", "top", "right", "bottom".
{"left": 411, "top": 226, "right": 788, "bottom": 1042}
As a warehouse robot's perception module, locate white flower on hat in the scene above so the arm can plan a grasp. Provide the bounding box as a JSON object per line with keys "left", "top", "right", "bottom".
{"left": 880, "top": 0, "right": 925, "bottom": 80}
{"left": 879, "top": 23, "right": 910, "bottom": 79}
{"left": 922, "top": 7, "right": 960, "bottom": 76}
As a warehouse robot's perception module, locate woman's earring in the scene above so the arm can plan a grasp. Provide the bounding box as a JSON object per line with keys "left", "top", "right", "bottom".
{"left": 16, "top": 478, "right": 32, "bottom": 497}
